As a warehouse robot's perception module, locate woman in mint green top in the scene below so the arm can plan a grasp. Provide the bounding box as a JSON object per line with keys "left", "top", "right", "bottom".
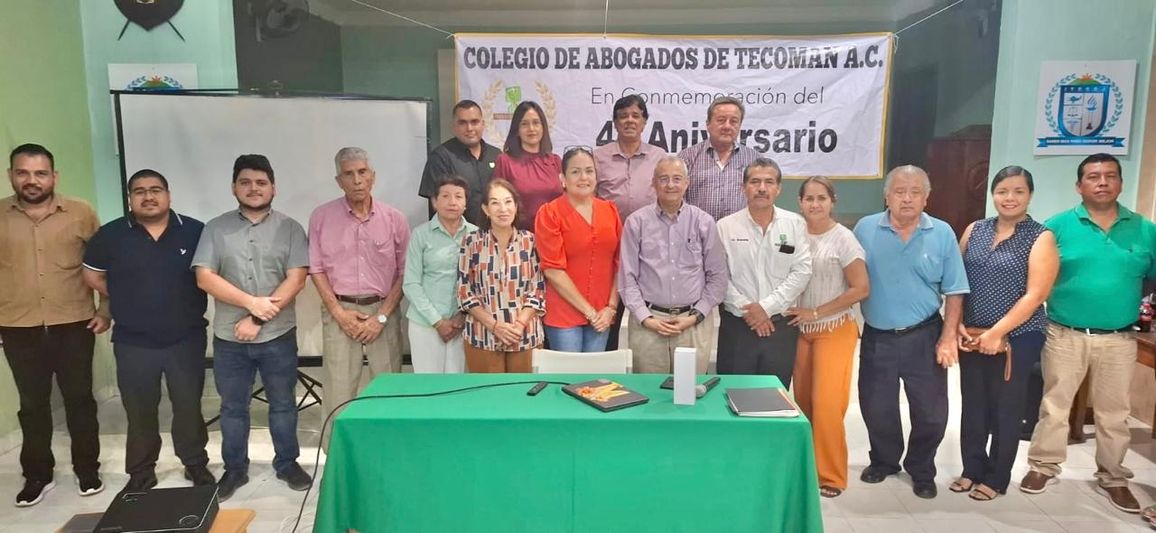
{"left": 403, "top": 176, "right": 478, "bottom": 372}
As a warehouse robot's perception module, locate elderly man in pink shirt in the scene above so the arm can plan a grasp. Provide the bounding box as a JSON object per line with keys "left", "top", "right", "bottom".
{"left": 308, "top": 147, "right": 410, "bottom": 444}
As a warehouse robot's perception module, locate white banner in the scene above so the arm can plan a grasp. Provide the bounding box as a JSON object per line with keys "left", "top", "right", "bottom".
{"left": 455, "top": 33, "right": 893, "bottom": 178}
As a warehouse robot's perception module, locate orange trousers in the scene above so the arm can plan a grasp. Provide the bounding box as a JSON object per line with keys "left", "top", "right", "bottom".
{"left": 464, "top": 344, "right": 535, "bottom": 373}
{"left": 792, "top": 317, "right": 858, "bottom": 490}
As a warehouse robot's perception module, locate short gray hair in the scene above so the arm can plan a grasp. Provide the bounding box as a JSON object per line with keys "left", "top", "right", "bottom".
{"left": 743, "top": 157, "right": 782, "bottom": 184}
{"left": 884, "top": 164, "right": 931, "bottom": 193}
{"left": 653, "top": 155, "right": 689, "bottom": 179}
{"left": 334, "top": 146, "right": 371, "bottom": 175}
{"left": 707, "top": 96, "right": 745, "bottom": 122}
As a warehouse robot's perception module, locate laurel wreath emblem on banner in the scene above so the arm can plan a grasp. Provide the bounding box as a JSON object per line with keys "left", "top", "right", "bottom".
{"left": 480, "top": 79, "right": 558, "bottom": 148}
{"left": 1092, "top": 73, "right": 1125, "bottom": 133}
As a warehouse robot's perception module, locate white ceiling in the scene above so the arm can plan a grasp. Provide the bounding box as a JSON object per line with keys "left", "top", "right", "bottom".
{"left": 308, "top": 0, "right": 960, "bottom": 30}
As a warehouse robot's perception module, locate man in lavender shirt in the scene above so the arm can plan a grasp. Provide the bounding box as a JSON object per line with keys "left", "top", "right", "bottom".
{"left": 618, "top": 155, "right": 727, "bottom": 374}
{"left": 594, "top": 94, "right": 667, "bottom": 349}
{"left": 308, "top": 147, "right": 410, "bottom": 445}
{"left": 679, "top": 96, "right": 761, "bottom": 220}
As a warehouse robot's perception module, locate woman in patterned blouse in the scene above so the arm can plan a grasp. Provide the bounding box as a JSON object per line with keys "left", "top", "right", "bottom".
{"left": 457, "top": 178, "right": 546, "bottom": 372}
{"left": 953, "top": 166, "right": 1057, "bottom": 501}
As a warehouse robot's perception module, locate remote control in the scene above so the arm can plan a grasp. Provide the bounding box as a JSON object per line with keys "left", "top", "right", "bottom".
{"left": 527, "top": 382, "right": 548, "bottom": 396}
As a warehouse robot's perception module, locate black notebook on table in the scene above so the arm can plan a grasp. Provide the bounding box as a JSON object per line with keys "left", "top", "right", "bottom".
{"left": 563, "top": 379, "right": 649, "bottom": 412}
{"left": 725, "top": 387, "right": 799, "bottom": 418}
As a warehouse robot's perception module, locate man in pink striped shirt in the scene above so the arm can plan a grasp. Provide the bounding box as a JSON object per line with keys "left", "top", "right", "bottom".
{"left": 308, "top": 147, "right": 410, "bottom": 446}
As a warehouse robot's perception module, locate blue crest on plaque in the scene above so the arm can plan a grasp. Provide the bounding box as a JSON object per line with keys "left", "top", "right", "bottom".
{"left": 1039, "top": 73, "right": 1125, "bottom": 148}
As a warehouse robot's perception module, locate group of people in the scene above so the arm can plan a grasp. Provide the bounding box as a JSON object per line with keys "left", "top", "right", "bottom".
{"left": 1, "top": 92, "right": 1152, "bottom": 519}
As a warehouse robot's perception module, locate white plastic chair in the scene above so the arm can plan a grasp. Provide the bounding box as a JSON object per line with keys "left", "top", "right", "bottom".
{"left": 531, "top": 349, "right": 633, "bottom": 374}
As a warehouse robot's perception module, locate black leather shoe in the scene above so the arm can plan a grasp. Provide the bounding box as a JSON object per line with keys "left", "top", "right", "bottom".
{"left": 183, "top": 465, "right": 216, "bottom": 487}
{"left": 216, "top": 470, "right": 249, "bottom": 502}
{"left": 913, "top": 480, "right": 938, "bottom": 499}
{"left": 860, "top": 465, "right": 896, "bottom": 484}
{"left": 275, "top": 462, "right": 313, "bottom": 492}
{"left": 123, "top": 472, "right": 157, "bottom": 492}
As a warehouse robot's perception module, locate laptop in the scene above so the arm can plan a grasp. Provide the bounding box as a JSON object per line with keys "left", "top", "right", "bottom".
{"left": 94, "top": 485, "right": 219, "bottom": 533}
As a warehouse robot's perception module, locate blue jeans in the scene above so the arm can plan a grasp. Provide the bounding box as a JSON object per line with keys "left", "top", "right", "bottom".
{"left": 213, "top": 330, "right": 300, "bottom": 474}
{"left": 544, "top": 325, "right": 609, "bottom": 353}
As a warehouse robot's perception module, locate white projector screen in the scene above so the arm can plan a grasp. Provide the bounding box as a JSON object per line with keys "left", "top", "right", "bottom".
{"left": 116, "top": 92, "right": 430, "bottom": 227}
{"left": 115, "top": 92, "right": 430, "bottom": 357}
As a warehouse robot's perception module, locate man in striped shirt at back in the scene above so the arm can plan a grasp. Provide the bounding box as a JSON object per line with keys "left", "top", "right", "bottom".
{"left": 678, "top": 96, "right": 761, "bottom": 221}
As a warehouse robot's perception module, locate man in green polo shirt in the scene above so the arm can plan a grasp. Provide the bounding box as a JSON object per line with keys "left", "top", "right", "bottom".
{"left": 1019, "top": 153, "right": 1156, "bottom": 514}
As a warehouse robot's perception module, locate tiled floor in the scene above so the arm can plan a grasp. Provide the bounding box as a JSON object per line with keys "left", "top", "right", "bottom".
{"left": 4, "top": 365, "right": 1156, "bottom": 532}
{"left": 0, "top": 386, "right": 327, "bottom": 533}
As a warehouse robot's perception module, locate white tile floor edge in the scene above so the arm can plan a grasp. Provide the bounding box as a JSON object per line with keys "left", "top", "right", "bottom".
{"left": 4, "top": 364, "right": 1156, "bottom": 532}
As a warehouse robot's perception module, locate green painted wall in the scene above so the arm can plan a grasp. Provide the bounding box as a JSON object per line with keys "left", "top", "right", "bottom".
{"left": 80, "top": 0, "right": 238, "bottom": 222}
{"left": 0, "top": 0, "right": 97, "bottom": 442}
{"left": 989, "top": 0, "right": 1156, "bottom": 219}
{"left": 0, "top": 1, "right": 97, "bottom": 203}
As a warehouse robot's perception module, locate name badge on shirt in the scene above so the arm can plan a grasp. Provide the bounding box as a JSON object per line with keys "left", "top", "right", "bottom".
{"left": 776, "top": 233, "right": 795, "bottom": 254}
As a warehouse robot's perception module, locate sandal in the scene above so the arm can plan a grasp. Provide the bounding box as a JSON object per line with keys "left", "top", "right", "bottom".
{"left": 820, "top": 486, "right": 843, "bottom": 498}
{"left": 949, "top": 477, "right": 974, "bottom": 493}
{"left": 1142, "top": 504, "right": 1156, "bottom": 522}
{"left": 969, "top": 484, "right": 999, "bottom": 501}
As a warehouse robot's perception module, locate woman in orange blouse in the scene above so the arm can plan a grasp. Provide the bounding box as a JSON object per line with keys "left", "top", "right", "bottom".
{"left": 457, "top": 179, "right": 546, "bottom": 372}
{"left": 534, "top": 147, "right": 623, "bottom": 352}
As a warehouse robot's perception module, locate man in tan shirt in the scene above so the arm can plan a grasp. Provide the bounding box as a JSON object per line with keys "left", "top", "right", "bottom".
{"left": 0, "top": 144, "right": 109, "bottom": 506}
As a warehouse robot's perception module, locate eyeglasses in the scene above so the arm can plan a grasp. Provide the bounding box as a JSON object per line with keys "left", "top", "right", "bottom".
{"left": 563, "top": 145, "right": 593, "bottom": 156}
{"left": 130, "top": 187, "right": 167, "bottom": 197}
{"left": 656, "top": 176, "right": 687, "bottom": 186}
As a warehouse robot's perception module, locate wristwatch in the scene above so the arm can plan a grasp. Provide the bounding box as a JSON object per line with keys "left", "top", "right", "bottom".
{"left": 691, "top": 310, "right": 705, "bottom": 325}
{"left": 377, "top": 314, "right": 388, "bottom": 324}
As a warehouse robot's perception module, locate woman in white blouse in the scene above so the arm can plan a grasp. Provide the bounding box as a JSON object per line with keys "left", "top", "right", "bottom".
{"left": 785, "top": 176, "right": 870, "bottom": 499}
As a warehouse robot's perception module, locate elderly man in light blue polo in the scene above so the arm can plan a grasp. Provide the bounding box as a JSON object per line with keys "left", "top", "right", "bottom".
{"left": 853, "top": 165, "right": 969, "bottom": 500}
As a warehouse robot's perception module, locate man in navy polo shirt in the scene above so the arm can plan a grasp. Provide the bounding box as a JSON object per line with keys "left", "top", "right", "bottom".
{"left": 82, "top": 169, "right": 214, "bottom": 492}
{"left": 853, "top": 165, "right": 969, "bottom": 499}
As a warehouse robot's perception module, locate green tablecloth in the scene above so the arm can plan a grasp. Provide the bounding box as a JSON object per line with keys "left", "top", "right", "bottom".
{"left": 315, "top": 373, "right": 823, "bottom": 533}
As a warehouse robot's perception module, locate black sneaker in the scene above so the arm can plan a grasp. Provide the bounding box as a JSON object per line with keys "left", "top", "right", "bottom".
{"left": 216, "top": 470, "right": 249, "bottom": 502}
{"left": 123, "top": 472, "right": 157, "bottom": 492}
{"left": 15, "top": 478, "right": 54, "bottom": 507}
{"left": 77, "top": 472, "right": 104, "bottom": 496}
{"left": 275, "top": 463, "right": 312, "bottom": 491}
{"left": 183, "top": 465, "right": 216, "bottom": 487}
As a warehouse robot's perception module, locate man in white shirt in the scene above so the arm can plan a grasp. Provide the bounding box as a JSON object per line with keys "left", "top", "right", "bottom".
{"left": 716, "top": 158, "right": 812, "bottom": 386}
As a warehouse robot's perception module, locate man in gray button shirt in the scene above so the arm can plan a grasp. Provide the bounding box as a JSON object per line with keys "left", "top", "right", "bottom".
{"left": 192, "top": 154, "right": 311, "bottom": 501}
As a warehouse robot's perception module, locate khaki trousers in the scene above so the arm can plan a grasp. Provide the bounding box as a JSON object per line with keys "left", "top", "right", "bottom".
{"left": 1027, "top": 322, "right": 1136, "bottom": 487}
{"left": 320, "top": 301, "right": 402, "bottom": 448}
{"left": 628, "top": 308, "right": 715, "bottom": 374}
